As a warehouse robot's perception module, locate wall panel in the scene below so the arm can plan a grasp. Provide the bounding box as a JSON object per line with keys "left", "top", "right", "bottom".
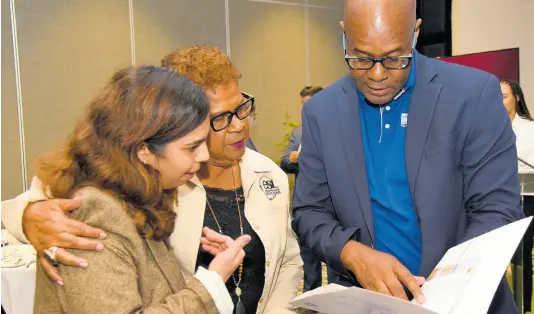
{"left": 15, "top": 0, "right": 132, "bottom": 184}
{"left": 133, "top": 0, "right": 227, "bottom": 65}
{"left": 1, "top": 0, "right": 353, "bottom": 190}
{"left": 1, "top": 0, "right": 23, "bottom": 199}
{"left": 308, "top": 6, "right": 346, "bottom": 87}
{"left": 230, "top": 0, "right": 307, "bottom": 160}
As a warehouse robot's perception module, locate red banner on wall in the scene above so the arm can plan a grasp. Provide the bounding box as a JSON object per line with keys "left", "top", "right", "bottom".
{"left": 439, "top": 48, "right": 519, "bottom": 82}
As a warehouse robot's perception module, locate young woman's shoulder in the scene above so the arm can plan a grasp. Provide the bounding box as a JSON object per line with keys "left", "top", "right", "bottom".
{"left": 71, "top": 187, "right": 140, "bottom": 240}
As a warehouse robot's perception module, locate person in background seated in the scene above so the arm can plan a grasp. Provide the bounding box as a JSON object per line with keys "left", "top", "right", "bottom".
{"left": 280, "top": 86, "right": 341, "bottom": 294}
{"left": 500, "top": 79, "right": 534, "bottom": 313}
{"left": 26, "top": 66, "right": 249, "bottom": 313}
{"left": 2, "top": 46, "right": 302, "bottom": 314}
{"left": 280, "top": 86, "right": 323, "bottom": 176}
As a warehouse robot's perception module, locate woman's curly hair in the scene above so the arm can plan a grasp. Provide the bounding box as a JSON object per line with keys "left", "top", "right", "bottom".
{"left": 161, "top": 45, "right": 241, "bottom": 91}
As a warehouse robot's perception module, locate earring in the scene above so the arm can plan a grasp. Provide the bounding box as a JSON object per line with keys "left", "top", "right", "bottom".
{"left": 139, "top": 155, "right": 147, "bottom": 164}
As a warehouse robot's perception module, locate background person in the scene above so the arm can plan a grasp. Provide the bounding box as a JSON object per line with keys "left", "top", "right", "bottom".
{"left": 280, "top": 86, "right": 323, "bottom": 176}
{"left": 500, "top": 79, "right": 534, "bottom": 313}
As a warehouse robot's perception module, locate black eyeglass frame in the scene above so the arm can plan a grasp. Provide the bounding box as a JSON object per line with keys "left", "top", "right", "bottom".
{"left": 342, "top": 31, "right": 417, "bottom": 70}
{"left": 210, "top": 92, "right": 255, "bottom": 132}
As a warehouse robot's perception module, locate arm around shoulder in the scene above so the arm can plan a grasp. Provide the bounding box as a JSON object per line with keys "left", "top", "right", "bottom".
{"left": 36, "top": 189, "right": 221, "bottom": 314}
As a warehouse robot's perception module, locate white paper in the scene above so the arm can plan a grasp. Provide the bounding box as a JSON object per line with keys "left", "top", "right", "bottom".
{"left": 291, "top": 283, "right": 437, "bottom": 314}
{"left": 417, "top": 216, "right": 532, "bottom": 314}
{"left": 291, "top": 217, "right": 532, "bottom": 314}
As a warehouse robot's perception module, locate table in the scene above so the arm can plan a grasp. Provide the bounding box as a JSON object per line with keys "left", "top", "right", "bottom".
{"left": 512, "top": 174, "right": 534, "bottom": 313}
{"left": 1, "top": 244, "right": 36, "bottom": 314}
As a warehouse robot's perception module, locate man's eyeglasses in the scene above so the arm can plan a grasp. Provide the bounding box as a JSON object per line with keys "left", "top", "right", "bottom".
{"left": 342, "top": 31, "right": 416, "bottom": 70}
{"left": 210, "top": 92, "right": 255, "bottom": 132}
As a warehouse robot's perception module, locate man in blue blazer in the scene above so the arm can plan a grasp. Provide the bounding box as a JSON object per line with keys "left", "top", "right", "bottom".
{"left": 292, "top": 0, "right": 524, "bottom": 313}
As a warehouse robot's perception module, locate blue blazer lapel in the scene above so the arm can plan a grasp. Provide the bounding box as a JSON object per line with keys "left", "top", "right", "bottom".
{"left": 405, "top": 53, "right": 442, "bottom": 201}
{"left": 338, "top": 75, "right": 374, "bottom": 243}
{"left": 405, "top": 54, "right": 442, "bottom": 273}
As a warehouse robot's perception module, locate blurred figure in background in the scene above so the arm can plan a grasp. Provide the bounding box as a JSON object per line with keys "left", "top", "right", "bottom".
{"left": 500, "top": 79, "right": 534, "bottom": 312}
{"left": 500, "top": 80, "right": 534, "bottom": 171}
{"left": 280, "top": 86, "right": 323, "bottom": 175}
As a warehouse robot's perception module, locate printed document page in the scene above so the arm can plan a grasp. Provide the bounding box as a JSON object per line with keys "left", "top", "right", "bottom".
{"left": 290, "top": 217, "right": 532, "bottom": 314}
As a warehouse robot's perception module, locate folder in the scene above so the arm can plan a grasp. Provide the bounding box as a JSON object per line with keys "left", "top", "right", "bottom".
{"left": 291, "top": 217, "right": 532, "bottom": 314}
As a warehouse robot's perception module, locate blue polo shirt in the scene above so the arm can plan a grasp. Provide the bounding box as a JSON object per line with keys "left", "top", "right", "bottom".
{"left": 358, "top": 60, "right": 422, "bottom": 275}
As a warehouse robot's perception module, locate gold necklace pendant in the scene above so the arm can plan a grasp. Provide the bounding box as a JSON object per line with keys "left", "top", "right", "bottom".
{"left": 205, "top": 165, "right": 246, "bottom": 312}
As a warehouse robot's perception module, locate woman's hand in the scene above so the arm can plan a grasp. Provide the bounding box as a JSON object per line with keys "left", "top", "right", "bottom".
{"left": 199, "top": 227, "right": 233, "bottom": 255}
{"left": 204, "top": 227, "right": 251, "bottom": 282}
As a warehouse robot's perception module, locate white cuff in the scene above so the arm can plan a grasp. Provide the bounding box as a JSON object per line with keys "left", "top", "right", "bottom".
{"left": 1, "top": 195, "right": 30, "bottom": 243}
{"left": 194, "top": 266, "right": 233, "bottom": 314}
{"left": 1, "top": 176, "right": 50, "bottom": 244}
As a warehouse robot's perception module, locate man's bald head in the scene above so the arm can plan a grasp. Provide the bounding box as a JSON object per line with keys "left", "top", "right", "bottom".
{"left": 342, "top": 0, "right": 420, "bottom": 105}
{"left": 344, "top": 0, "right": 416, "bottom": 44}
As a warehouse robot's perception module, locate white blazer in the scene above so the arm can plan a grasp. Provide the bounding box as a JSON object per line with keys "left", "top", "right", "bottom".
{"left": 1, "top": 148, "right": 303, "bottom": 314}
{"left": 512, "top": 115, "right": 534, "bottom": 174}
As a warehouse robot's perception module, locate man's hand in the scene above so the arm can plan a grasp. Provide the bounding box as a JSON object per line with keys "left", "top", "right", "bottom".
{"left": 289, "top": 151, "right": 299, "bottom": 163}
{"left": 22, "top": 198, "right": 107, "bottom": 284}
{"left": 341, "top": 240, "right": 426, "bottom": 304}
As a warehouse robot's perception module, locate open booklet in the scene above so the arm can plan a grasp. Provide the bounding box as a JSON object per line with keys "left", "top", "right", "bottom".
{"left": 290, "top": 216, "right": 532, "bottom": 314}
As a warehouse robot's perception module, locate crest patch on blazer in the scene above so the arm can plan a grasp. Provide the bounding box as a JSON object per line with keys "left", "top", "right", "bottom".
{"left": 259, "top": 176, "right": 281, "bottom": 200}
{"left": 401, "top": 113, "right": 408, "bottom": 128}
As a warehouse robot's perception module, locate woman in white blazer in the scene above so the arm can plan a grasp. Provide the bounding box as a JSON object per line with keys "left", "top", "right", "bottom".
{"left": 2, "top": 46, "right": 302, "bottom": 314}
{"left": 500, "top": 79, "right": 534, "bottom": 312}
{"left": 500, "top": 80, "right": 534, "bottom": 173}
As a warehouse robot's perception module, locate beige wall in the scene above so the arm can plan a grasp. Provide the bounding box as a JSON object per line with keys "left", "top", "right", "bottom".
{"left": 1, "top": 0, "right": 346, "bottom": 200}
{"left": 2, "top": 0, "right": 23, "bottom": 200}
{"left": 452, "top": 0, "right": 534, "bottom": 113}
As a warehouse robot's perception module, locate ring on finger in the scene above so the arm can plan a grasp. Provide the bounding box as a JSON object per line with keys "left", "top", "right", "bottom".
{"left": 43, "top": 246, "right": 59, "bottom": 265}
